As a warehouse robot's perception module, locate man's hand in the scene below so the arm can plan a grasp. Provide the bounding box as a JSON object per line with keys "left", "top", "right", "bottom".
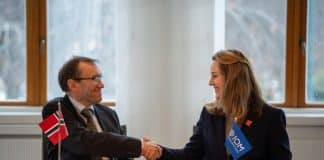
{"left": 141, "top": 137, "right": 162, "bottom": 160}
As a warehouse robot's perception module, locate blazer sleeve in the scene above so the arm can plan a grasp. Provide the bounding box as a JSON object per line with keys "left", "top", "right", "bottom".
{"left": 42, "top": 100, "right": 142, "bottom": 159}
{"left": 267, "top": 108, "right": 292, "bottom": 160}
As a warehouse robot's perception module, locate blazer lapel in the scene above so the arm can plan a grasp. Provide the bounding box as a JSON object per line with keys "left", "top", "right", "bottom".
{"left": 93, "top": 105, "right": 110, "bottom": 132}
{"left": 61, "top": 95, "right": 87, "bottom": 126}
{"left": 241, "top": 112, "right": 258, "bottom": 133}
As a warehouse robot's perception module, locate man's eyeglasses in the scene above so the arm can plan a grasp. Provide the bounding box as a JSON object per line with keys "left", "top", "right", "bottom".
{"left": 73, "top": 76, "right": 102, "bottom": 82}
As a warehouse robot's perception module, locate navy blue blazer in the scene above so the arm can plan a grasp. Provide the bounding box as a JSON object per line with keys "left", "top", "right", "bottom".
{"left": 159, "top": 104, "right": 292, "bottom": 160}
{"left": 42, "top": 95, "right": 141, "bottom": 160}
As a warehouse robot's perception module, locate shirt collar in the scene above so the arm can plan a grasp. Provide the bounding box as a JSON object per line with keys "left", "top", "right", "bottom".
{"left": 68, "top": 95, "right": 94, "bottom": 115}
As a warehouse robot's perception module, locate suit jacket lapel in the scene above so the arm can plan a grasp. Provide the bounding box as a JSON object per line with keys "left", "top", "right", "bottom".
{"left": 61, "top": 95, "right": 87, "bottom": 126}
{"left": 93, "top": 105, "right": 110, "bottom": 132}
{"left": 240, "top": 112, "right": 259, "bottom": 155}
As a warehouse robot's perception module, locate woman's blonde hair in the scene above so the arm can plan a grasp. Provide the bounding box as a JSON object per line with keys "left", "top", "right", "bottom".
{"left": 207, "top": 49, "right": 264, "bottom": 124}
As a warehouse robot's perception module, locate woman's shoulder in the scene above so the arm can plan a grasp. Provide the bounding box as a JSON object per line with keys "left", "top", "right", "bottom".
{"left": 204, "top": 102, "right": 216, "bottom": 111}
{"left": 261, "top": 103, "right": 286, "bottom": 118}
{"left": 202, "top": 102, "right": 225, "bottom": 117}
{"left": 203, "top": 102, "right": 217, "bottom": 114}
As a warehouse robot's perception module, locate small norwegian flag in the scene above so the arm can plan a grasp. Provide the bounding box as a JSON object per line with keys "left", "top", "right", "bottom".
{"left": 39, "top": 110, "right": 69, "bottom": 145}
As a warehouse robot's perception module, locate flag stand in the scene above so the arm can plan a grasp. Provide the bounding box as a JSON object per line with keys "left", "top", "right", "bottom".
{"left": 58, "top": 102, "right": 62, "bottom": 160}
{"left": 39, "top": 101, "right": 68, "bottom": 160}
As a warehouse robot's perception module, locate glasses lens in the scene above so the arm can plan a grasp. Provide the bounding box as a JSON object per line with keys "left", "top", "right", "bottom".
{"left": 93, "top": 76, "right": 102, "bottom": 82}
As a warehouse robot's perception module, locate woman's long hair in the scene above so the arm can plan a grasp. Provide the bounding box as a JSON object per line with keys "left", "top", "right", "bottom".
{"left": 207, "top": 49, "right": 264, "bottom": 124}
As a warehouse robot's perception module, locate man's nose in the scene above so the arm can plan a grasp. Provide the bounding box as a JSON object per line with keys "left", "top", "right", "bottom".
{"left": 97, "top": 80, "right": 104, "bottom": 88}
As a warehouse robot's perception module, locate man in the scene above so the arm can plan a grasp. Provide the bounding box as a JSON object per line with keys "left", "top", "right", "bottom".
{"left": 42, "top": 56, "right": 161, "bottom": 160}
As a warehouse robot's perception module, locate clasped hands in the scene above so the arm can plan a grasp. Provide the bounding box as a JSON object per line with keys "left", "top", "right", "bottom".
{"left": 141, "top": 137, "right": 162, "bottom": 160}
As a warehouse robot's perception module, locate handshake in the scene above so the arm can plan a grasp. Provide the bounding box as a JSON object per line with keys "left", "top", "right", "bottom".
{"left": 141, "top": 137, "right": 162, "bottom": 160}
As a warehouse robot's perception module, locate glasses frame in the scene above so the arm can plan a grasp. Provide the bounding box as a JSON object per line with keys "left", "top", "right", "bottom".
{"left": 73, "top": 75, "right": 102, "bottom": 82}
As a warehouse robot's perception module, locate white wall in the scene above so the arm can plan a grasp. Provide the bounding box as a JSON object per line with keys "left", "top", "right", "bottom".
{"left": 286, "top": 109, "right": 324, "bottom": 159}
{"left": 0, "top": 107, "right": 324, "bottom": 160}
{"left": 0, "top": 107, "right": 42, "bottom": 160}
{"left": 116, "top": 0, "right": 214, "bottom": 147}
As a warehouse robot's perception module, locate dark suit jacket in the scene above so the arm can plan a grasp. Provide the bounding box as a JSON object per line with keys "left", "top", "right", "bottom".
{"left": 42, "top": 95, "right": 141, "bottom": 160}
{"left": 159, "top": 104, "right": 292, "bottom": 160}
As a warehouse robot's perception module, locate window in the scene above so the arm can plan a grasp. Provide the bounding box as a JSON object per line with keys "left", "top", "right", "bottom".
{"left": 0, "top": 0, "right": 323, "bottom": 108}
{"left": 224, "top": 0, "right": 286, "bottom": 103}
{"left": 46, "top": 0, "right": 116, "bottom": 102}
{"left": 305, "top": 0, "right": 324, "bottom": 104}
{"left": 0, "top": 0, "right": 116, "bottom": 106}
{"left": 0, "top": 0, "right": 27, "bottom": 102}
{"left": 213, "top": 0, "right": 323, "bottom": 107}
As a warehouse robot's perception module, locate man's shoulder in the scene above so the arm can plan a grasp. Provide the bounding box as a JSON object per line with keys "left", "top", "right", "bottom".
{"left": 45, "top": 97, "right": 64, "bottom": 106}
{"left": 94, "top": 104, "right": 117, "bottom": 114}
{"left": 93, "top": 104, "right": 120, "bottom": 122}
{"left": 42, "top": 97, "right": 65, "bottom": 118}
{"left": 43, "top": 97, "right": 66, "bottom": 111}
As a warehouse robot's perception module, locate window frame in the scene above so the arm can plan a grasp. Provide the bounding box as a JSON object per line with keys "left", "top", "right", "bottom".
{"left": 0, "top": 0, "right": 321, "bottom": 107}
{"left": 0, "top": 0, "right": 43, "bottom": 106}
{"left": 0, "top": 0, "right": 115, "bottom": 106}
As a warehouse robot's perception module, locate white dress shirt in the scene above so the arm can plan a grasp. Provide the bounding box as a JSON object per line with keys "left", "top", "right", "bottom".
{"left": 68, "top": 95, "right": 108, "bottom": 160}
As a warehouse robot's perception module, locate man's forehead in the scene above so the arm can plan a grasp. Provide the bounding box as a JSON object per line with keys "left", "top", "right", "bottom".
{"left": 78, "top": 62, "right": 101, "bottom": 73}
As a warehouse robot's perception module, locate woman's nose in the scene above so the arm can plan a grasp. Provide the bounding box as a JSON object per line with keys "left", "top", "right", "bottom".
{"left": 208, "top": 79, "right": 213, "bottom": 86}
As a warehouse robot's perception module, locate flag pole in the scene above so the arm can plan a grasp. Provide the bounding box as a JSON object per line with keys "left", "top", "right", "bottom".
{"left": 58, "top": 102, "right": 62, "bottom": 160}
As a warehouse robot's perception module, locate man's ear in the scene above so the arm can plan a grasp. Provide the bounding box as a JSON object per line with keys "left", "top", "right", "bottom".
{"left": 67, "top": 79, "right": 77, "bottom": 91}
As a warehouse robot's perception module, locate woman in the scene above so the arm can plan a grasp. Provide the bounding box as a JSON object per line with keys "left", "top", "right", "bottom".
{"left": 158, "top": 49, "right": 292, "bottom": 160}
